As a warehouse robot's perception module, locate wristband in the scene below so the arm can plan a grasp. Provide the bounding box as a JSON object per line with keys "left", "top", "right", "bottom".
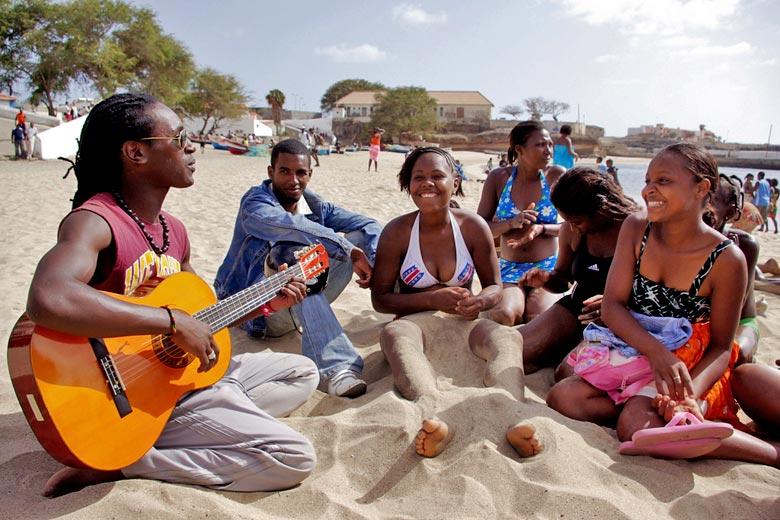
{"left": 161, "top": 305, "right": 177, "bottom": 336}
{"left": 259, "top": 303, "right": 275, "bottom": 317}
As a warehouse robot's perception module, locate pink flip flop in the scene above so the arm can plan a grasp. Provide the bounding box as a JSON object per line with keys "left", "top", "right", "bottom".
{"left": 618, "top": 412, "right": 734, "bottom": 459}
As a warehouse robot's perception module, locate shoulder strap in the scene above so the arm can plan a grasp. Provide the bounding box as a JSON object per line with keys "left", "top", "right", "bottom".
{"left": 688, "top": 239, "right": 733, "bottom": 295}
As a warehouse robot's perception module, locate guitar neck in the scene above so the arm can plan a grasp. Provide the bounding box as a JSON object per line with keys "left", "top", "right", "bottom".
{"left": 196, "top": 264, "right": 304, "bottom": 331}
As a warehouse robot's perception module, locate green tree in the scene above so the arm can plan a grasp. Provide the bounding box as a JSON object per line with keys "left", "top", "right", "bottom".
{"left": 320, "top": 78, "right": 385, "bottom": 113}
{"left": 114, "top": 6, "right": 194, "bottom": 106}
{"left": 181, "top": 67, "right": 248, "bottom": 135}
{"left": 0, "top": 0, "right": 48, "bottom": 96}
{"left": 266, "top": 89, "right": 285, "bottom": 133}
{"left": 371, "top": 86, "right": 437, "bottom": 144}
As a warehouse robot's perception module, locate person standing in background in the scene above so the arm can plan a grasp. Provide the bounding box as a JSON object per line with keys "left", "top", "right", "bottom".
{"left": 368, "top": 127, "right": 385, "bottom": 172}
{"left": 552, "top": 124, "right": 579, "bottom": 169}
{"left": 26, "top": 122, "right": 38, "bottom": 160}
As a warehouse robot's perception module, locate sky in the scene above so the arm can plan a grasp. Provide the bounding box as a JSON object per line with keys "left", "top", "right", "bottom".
{"left": 124, "top": 0, "right": 780, "bottom": 144}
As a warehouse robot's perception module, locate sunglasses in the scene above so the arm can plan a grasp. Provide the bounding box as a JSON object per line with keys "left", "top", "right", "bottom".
{"left": 140, "top": 129, "right": 189, "bottom": 149}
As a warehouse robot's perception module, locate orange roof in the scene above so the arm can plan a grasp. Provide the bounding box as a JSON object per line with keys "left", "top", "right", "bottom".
{"left": 335, "top": 90, "right": 493, "bottom": 107}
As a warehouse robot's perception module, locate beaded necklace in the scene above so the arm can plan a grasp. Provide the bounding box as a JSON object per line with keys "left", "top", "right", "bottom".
{"left": 111, "top": 191, "right": 170, "bottom": 255}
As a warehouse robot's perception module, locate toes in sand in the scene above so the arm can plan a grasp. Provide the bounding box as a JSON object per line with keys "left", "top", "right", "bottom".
{"left": 415, "top": 419, "right": 450, "bottom": 458}
{"left": 507, "top": 423, "right": 542, "bottom": 458}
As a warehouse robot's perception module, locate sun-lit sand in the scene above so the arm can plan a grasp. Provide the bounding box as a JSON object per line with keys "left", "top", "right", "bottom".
{"left": 1, "top": 148, "right": 778, "bottom": 518}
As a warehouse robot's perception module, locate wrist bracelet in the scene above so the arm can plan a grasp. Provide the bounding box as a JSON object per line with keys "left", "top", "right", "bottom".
{"left": 259, "top": 303, "right": 275, "bottom": 317}
{"left": 161, "top": 305, "right": 177, "bottom": 336}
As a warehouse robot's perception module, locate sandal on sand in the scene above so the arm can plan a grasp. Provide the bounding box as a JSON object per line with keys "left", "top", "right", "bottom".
{"left": 618, "top": 412, "right": 734, "bottom": 459}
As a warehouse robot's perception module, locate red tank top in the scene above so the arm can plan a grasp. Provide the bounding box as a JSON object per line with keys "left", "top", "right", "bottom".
{"left": 72, "top": 192, "right": 189, "bottom": 295}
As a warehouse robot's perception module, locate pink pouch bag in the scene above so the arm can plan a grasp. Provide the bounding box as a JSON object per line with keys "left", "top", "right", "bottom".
{"left": 568, "top": 341, "right": 655, "bottom": 404}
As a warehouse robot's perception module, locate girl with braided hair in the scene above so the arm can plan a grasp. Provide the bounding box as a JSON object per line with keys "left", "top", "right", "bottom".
{"left": 26, "top": 93, "right": 316, "bottom": 496}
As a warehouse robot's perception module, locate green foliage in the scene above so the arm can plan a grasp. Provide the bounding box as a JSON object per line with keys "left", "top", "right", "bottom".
{"left": 371, "top": 86, "right": 438, "bottom": 144}
{"left": 320, "top": 78, "right": 385, "bottom": 113}
{"left": 0, "top": 0, "right": 49, "bottom": 95}
{"left": 181, "top": 67, "right": 248, "bottom": 135}
{"left": 266, "top": 89, "right": 285, "bottom": 131}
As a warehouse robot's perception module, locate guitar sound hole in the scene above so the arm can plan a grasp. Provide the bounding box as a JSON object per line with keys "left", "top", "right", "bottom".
{"left": 152, "top": 336, "right": 193, "bottom": 368}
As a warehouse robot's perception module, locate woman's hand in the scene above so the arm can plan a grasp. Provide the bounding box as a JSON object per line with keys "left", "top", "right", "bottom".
{"left": 454, "top": 292, "right": 483, "bottom": 320}
{"left": 518, "top": 268, "right": 550, "bottom": 288}
{"left": 648, "top": 348, "right": 695, "bottom": 401}
{"left": 652, "top": 394, "right": 705, "bottom": 423}
{"left": 577, "top": 294, "right": 603, "bottom": 325}
{"left": 433, "top": 287, "right": 472, "bottom": 315}
{"left": 509, "top": 203, "right": 538, "bottom": 231}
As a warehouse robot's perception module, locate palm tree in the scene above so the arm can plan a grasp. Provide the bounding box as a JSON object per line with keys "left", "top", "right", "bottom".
{"left": 266, "top": 89, "right": 286, "bottom": 134}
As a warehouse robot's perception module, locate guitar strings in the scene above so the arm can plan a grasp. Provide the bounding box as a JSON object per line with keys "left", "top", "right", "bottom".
{"left": 109, "top": 263, "right": 312, "bottom": 384}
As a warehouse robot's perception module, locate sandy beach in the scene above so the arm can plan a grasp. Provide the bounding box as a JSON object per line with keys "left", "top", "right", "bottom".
{"left": 1, "top": 148, "right": 778, "bottom": 519}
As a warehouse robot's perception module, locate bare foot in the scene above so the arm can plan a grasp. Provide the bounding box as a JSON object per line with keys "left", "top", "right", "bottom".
{"left": 759, "top": 258, "right": 780, "bottom": 276}
{"left": 43, "top": 467, "right": 124, "bottom": 497}
{"left": 415, "top": 419, "right": 450, "bottom": 457}
{"left": 507, "top": 423, "right": 542, "bottom": 458}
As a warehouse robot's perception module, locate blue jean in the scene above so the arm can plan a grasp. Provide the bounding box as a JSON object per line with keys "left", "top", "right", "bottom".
{"left": 264, "top": 232, "right": 367, "bottom": 380}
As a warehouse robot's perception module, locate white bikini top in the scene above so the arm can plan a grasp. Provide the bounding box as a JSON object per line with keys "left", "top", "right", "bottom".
{"left": 400, "top": 211, "right": 475, "bottom": 289}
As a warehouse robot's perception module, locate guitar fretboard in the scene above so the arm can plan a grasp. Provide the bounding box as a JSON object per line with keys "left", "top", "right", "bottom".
{"left": 194, "top": 264, "right": 305, "bottom": 331}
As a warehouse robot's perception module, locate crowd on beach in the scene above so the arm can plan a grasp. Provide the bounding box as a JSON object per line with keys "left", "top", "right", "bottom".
{"left": 15, "top": 94, "right": 780, "bottom": 499}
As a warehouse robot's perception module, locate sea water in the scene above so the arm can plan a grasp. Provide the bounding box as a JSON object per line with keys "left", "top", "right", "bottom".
{"left": 612, "top": 161, "right": 780, "bottom": 206}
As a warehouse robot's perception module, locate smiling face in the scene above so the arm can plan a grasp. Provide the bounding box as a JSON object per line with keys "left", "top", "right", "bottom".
{"left": 515, "top": 129, "right": 552, "bottom": 170}
{"left": 141, "top": 103, "right": 197, "bottom": 188}
{"left": 642, "top": 152, "right": 710, "bottom": 222}
{"left": 268, "top": 152, "right": 312, "bottom": 211}
{"left": 408, "top": 152, "right": 458, "bottom": 210}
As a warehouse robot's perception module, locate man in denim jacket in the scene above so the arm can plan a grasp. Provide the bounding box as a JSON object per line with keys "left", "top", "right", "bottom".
{"left": 215, "top": 139, "right": 381, "bottom": 397}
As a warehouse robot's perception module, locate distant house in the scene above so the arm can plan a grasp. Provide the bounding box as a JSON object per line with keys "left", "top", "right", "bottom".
{"left": 627, "top": 123, "right": 717, "bottom": 141}
{"left": 333, "top": 90, "right": 494, "bottom": 123}
{"left": 0, "top": 93, "right": 16, "bottom": 108}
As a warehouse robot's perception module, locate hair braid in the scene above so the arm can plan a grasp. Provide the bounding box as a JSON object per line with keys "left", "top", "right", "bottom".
{"left": 71, "top": 93, "right": 159, "bottom": 209}
{"left": 551, "top": 167, "right": 639, "bottom": 221}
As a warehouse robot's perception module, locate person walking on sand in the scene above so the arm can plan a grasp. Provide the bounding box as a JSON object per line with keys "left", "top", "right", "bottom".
{"left": 552, "top": 124, "right": 579, "bottom": 169}
{"left": 371, "top": 147, "right": 542, "bottom": 459}
{"left": 26, "top": 93, "right": 317, "bottom": 497}
{"left": 215, "top": 138, "right": 382, "bottom": 398}
{"left": 754, "top": 171, "right": 771, "bottom": 232}
{"left": 26, "top": 122, "right": 38, "bottom": 160}
{"left": 368, "top": 127, "right": 384, "bottom": 172}
{"left": 477, "top": 120, "right": 564, "bottom": 326}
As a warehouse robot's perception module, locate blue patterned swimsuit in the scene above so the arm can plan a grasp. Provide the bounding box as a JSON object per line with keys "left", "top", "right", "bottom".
{"left": 495, "top": 167, "right": 558, "bottom": 283}
{"left": 629, "top": 223, "right": 732, "bottom": 323}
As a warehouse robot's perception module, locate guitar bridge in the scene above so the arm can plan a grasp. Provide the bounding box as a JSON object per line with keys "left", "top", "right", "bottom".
{"left": 89, "top": 337, "right": 133, "bottom": 418}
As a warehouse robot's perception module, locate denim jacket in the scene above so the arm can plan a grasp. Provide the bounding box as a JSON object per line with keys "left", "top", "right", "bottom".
{"left": 214, "top": 179, "right": 382, "bottom": 335}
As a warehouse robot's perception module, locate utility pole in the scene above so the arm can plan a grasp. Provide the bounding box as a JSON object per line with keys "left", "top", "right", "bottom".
{"left": 767, "top": 124, "right": 773, "bottom": 158}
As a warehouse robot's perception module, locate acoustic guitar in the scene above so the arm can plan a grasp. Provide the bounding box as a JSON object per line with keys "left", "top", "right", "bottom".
{"left": 7, "top": 244, "right": 328, "bottom": 471}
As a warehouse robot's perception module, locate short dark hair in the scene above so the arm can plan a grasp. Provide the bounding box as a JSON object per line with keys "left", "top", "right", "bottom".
{"left": 397, "top": 146, "right": 458, "bottom": 195}
{"left": 551, "top": 167, "right": 638, "bottom": 221}
{"left": 559, "top": 124, "right": 572, "bottom": 135}
{"left": 507, "top": 120, "right": 546, "bottom": 164}
{"left": 270, "top": 138, "right": 310, "bottom": 166}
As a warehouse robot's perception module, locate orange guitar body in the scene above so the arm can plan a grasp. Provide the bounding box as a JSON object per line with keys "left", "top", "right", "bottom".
{"left": 8, "top": 272, "right": 230, "bottom": 471}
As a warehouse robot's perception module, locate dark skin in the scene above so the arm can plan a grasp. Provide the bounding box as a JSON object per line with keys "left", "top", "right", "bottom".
{"left": 518, "top": 211, "right": 624, "bottom": 372}
{"left": 477, "top": 129, "right": 564, "bottom": 325}
{"left": 28, "top": 103, "right": 306, "bottom": 497}
{"left": 268, "top": 152, "right": 373, "bottom": 288}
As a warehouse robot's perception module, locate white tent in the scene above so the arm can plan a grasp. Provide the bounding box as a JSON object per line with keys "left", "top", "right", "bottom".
{"left": 37, "top": 115, "right": 86, "bottom": 159}
{"left": 253, "top": 118, "right": 274, "bottom": 137}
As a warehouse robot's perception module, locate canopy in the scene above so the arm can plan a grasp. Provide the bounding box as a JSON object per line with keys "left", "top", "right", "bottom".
{"left": 37, "top": 115, "right": 86, "bottom": 159}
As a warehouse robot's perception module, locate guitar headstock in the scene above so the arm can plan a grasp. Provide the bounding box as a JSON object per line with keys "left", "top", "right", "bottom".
{"left": 294, "top": 244, "right": 329, "bottom": 294}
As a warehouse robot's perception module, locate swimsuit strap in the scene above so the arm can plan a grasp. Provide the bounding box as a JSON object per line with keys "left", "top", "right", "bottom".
{"left": 635, "top": 222, "right": 652, "bottom": 272}
{"left": 687, "top": 239, "right": 733, "bottom": 296}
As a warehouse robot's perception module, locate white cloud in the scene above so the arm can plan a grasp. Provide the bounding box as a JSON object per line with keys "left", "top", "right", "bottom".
{"left": 757, "top": 58, "right": 778, "bottom": 67}
{"left": 595, "top": 54, "right": 618, "bottom": 63}
{"left": 392, "top": 3, "right": 448, "bottom": 25}
{"left": 559, "top": 0, "right": 740, "bottom": 35}
{"left": 603, "top": 78, "right": 646, "bottom": 85}
{"left": 314, "top": 44, "right": 387, "bottom": 63}
{"left": 657, "top": 35, "right": 709, "bottom": 47}
{"left": 670, "top": 41, "right": 752, "bottom": 57}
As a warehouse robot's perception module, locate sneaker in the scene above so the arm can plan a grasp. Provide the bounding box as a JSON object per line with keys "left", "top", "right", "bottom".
{"left": 326, "top": 369, "right": 367, "bottom": 398}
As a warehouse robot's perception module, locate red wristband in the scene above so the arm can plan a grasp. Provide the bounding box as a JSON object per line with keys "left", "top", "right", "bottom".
{"left": 161, "top": 305, "right": 177, "bottom": 336}
{"left": 259, "top": 303, "right": 275, "bottom": 317}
